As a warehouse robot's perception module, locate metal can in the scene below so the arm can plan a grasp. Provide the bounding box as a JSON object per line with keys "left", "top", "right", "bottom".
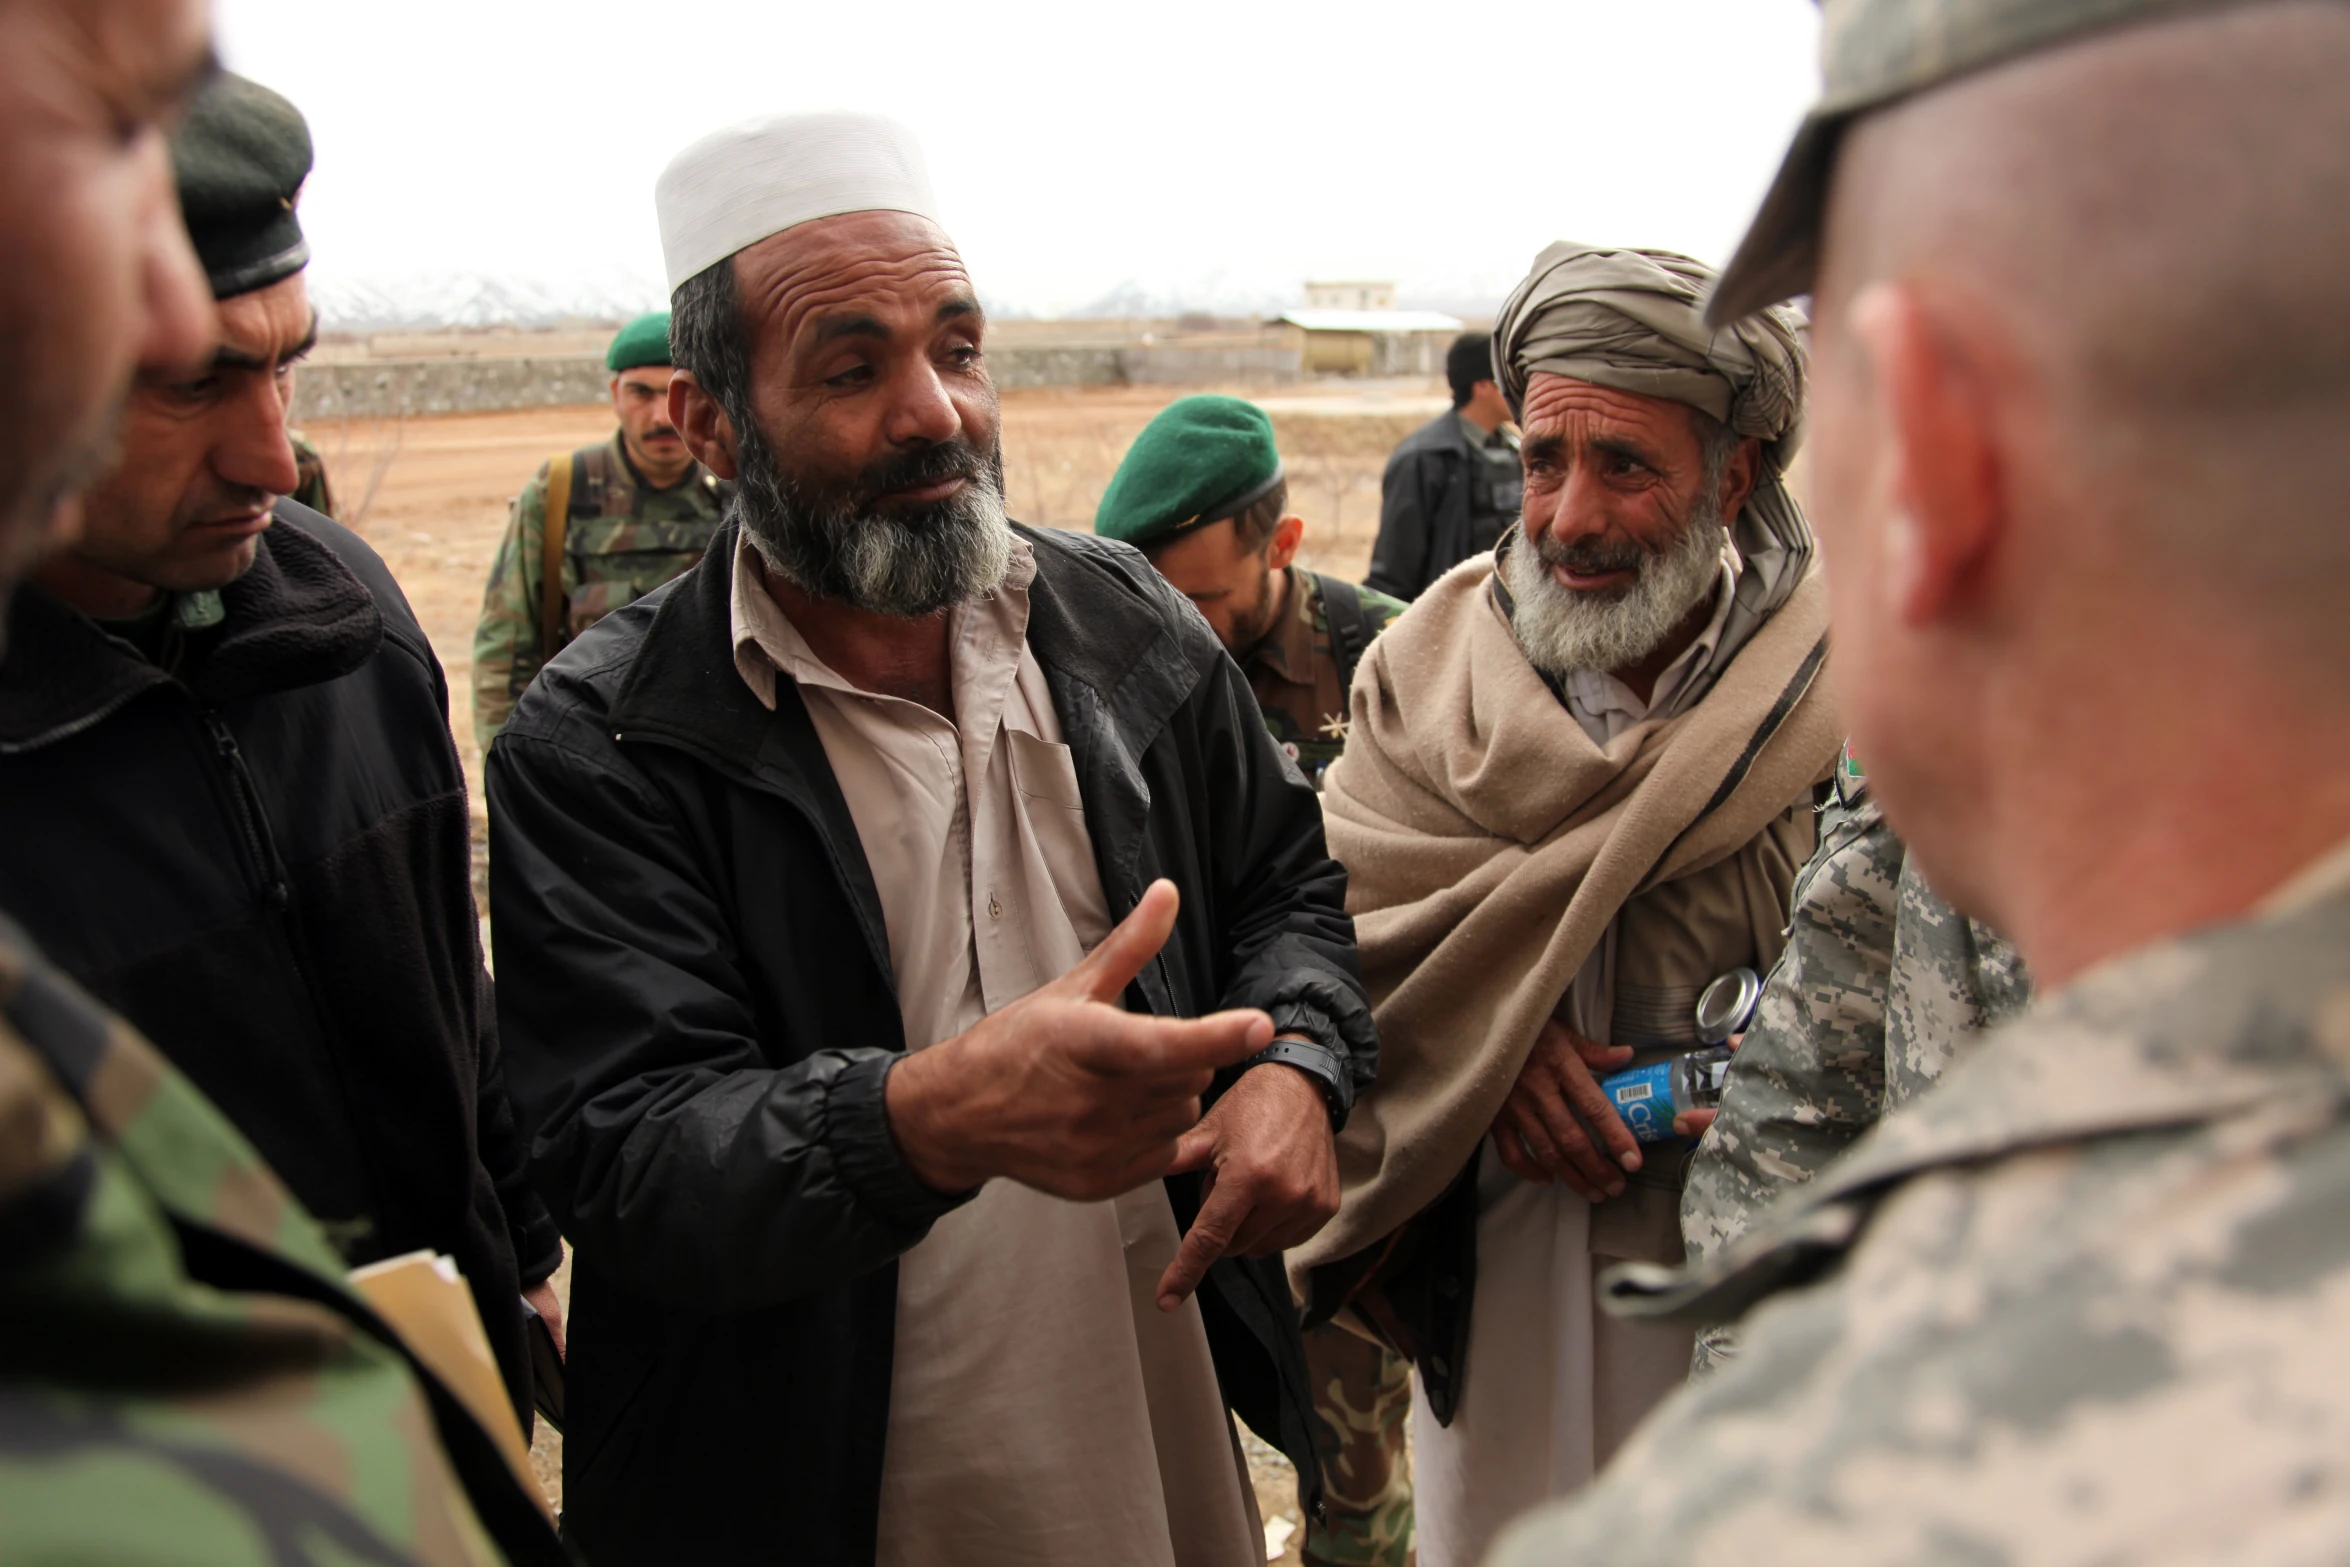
{"left": 1695, "top": 967, "right": 1762, "bottom": 1045}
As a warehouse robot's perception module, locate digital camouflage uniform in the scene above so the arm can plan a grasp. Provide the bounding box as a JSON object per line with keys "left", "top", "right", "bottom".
{"left": 470, "top": 433, "right": 726, "bottom": 749}
{"left": 1490, "top": 852, "right": 2350, "bottom": 1565}
{"left": 1678, "top": 752, "right": 2030, "bottom": 1372}
{"left": 1239, "top": 564, "right": 1412, "bottom": 1567}
{"left": 290, "top": 430, "right": 335, "bottom": 519}
{"left": 1241, "top": 565, "right": 1406, "bottom": 790}
{"left": 0, "top": 920, "right": 565, "bottom": 1566}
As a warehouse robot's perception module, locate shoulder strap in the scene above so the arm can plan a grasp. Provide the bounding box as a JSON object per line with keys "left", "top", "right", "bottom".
{"left": 537, "top": 451, "right": 576, "bottom": 658}
{"left": 1313, "top": 570, "right": 1374, "bottom": 691}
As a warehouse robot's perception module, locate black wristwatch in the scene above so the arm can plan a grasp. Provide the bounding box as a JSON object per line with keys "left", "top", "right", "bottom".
{"left": 1242, "top": 1038, "right": 1350, "bottom": 1130}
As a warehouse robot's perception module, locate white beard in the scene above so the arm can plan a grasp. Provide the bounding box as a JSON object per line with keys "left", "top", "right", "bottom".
{"left": 1501, "top": 508, "right": 1728, "bottom": 681}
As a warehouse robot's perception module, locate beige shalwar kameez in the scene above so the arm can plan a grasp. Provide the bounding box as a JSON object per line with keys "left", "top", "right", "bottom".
{"left": 730, "top": 534, "right": 1259, "bottom": 1567}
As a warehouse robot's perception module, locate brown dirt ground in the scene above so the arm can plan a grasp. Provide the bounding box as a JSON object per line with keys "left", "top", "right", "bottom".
{"left": 318, "top": 381, "right": 1442, "bottom": 1551}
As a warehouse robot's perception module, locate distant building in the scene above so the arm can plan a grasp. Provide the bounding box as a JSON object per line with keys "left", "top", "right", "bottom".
{"left": 1302, "top": 280, "right": 1397, "bottom": 312}
{"left": 1274, "top": 296, "right": 1465, "bottom": 377}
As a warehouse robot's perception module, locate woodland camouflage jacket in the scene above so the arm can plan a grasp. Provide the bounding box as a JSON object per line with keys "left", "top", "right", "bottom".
{"left": 470, "top": 433, "right": 726, "bottom": 749}
{"left": 0, "top": 921, "right": 567, "bottom": 1566}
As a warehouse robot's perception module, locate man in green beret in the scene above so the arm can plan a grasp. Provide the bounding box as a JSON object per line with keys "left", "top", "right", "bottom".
{"left": 470, "top": 308, "right": 728, "bottom": 748}
{"left": 1098, "top": 394, "right": 1406, "bottom": 788}
{"left": 1098, "top": 393, "right": 1412, "bottom": 1567}
{"left": 1490, "top": 3, "right": 2350, "bottom": 1562}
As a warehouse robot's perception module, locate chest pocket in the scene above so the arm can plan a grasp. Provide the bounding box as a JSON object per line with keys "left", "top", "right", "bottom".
{"left": 1005, "top": 728, "right": 1111, "bottom": 954}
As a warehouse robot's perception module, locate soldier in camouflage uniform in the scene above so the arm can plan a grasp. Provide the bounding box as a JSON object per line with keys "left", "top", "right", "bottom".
{"left": 1098, "top": 394, "right": 1410, "bottom": 1567}
{"left": 1242, "top": 564, "right": 1406, "bottom": 791}
{"left": 1489, "top": 1, "right": 2350, "bottom": 1560}
{"left": 0, "top": 923, "right": 566, "bottom": 1565}
{"left": 1678, "top": 747, "right": 2030, "bottom": 1372}
{"left": 470, "top": 311, "right": 727, "bottom": 749}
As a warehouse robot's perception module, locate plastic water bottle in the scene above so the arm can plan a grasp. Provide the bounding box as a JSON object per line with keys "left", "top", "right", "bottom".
{"left": 1594, "top": 968, "right": 1759, "bottom": 1143}
{"left": 1598, "top": 1044, "right": 1733, "bottom": 1144}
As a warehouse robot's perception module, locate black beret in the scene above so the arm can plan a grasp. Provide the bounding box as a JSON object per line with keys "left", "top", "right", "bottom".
{"left": 171, "top": 74, "right": 313, "bottom": 300}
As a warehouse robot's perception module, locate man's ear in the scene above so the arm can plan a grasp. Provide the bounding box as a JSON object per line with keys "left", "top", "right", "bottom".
{"left": 670, "top": 371, "right": 739, "bottom": 481}
{"left": 1715, "top": 436, "right": 1763, "bottom": 523}
{"left": 1265, "top": 514, "right": 1306, "bottom": 571}
{"left": 1848, "top": 281, "right": 2004, "bottom": 626}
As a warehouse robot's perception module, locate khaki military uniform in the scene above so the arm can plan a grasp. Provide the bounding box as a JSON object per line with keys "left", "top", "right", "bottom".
{"left": 471, "top": 433, "right": 727, "bottom": 749}
{"left": 1679, "top": 754, "right": 2030, "bottom": 1371}
{"left": 289, "top": 429, "right": 335, "bottom": 519}
{"left": 0, "top": 920, "right": 560, "bottom": 1565}
{"left": 1240, "top": 566, "right": 1406, "bottom": 789}
{"left": 1239, "top": 564, "right": 1412, "bottom": 1566}
{"left": 1492, "top": 844, "right": 2350, "bottom": 1566}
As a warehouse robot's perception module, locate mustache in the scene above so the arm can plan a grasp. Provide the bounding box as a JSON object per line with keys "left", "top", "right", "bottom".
{"left": 855, "top": 439, "right": 987, "bottom": 508}
{"left": 1535, "top": 532, "right": 1658, "bottom": 577}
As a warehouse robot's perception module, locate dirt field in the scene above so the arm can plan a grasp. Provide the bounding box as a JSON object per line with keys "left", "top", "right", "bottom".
{"left": 322, "top": 380, "right": 1440, "bottom": 1554}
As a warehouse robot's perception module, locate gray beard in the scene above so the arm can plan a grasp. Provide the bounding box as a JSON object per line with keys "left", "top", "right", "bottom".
{"left": 1501, "top": 501, "right": 1729, "bottom": 682}
{"left": 732, "top": 419, "right": 1012, "bottom": 619}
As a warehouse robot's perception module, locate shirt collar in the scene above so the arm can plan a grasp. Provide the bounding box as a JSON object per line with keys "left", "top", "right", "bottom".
{"left": 1241, "top": 565, "right": 1314, "bottom": 686}
{"left": 729, "top": 529, "right": 1040, "bottom": 712}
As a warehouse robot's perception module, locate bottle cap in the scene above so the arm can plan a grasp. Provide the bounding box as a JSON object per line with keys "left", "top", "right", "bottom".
{"left": 1695, "top": 967, "right": 1762, "bottom": 1044}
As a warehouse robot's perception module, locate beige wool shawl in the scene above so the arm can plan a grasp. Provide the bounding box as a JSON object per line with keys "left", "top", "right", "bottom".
{"left": 1294, "top": 556, "right": 1840, "bottom": 1278}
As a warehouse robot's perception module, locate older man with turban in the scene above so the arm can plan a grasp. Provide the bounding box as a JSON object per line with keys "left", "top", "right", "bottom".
{"left": 1292, "top": 242, "right": 1839, "bottom": 1567}
{"left": 486, "top": 112, "right": 1377, "bottom": 1565}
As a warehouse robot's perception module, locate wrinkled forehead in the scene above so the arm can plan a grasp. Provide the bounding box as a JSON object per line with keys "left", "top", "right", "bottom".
{"left": 733, "top": 210, "right": 977, "bottom": 352}
{"left": 1519, "top": 371, "right": 1702, "bottom": 442}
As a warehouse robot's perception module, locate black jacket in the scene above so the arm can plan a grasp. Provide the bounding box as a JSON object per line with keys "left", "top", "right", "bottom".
{"left": 0, "top": 500, "right": 560, "bottom": 1425}
{"left": 1365, "top": 410, "right": 1516, "bottom": 601}
{"left": 488, "top": 521, "right": 1380, "bottom": 1565}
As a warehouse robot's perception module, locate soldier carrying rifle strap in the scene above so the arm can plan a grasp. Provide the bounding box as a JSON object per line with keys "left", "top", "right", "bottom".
{"left": 537, "top": 450, "right": 575, "bottom": 657}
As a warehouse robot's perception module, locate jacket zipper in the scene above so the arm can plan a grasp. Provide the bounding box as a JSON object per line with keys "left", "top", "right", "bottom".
{"left": 201, "top": 709, "right": 290, "bottom": 910}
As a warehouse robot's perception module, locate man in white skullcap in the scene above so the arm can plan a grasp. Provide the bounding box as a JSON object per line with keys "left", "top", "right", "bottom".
{"left": 1289, "top": 243, "right": 1840, "bottom": 1567}
{"left": 485, "top": 112, "right": 1378, "bottom": 1566}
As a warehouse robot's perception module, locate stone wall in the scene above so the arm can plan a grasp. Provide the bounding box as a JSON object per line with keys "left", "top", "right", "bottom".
{"left": 293, "top": 357, "right": 612, "bottom": 421}
{"left": 294, "top": 342, "right": 1306, "bottom": 419}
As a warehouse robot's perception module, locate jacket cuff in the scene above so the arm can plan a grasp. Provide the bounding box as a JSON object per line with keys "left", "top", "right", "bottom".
{"left": 1268, "top": 999, "right": 1341, "bottom": 1058}
{"left": 511, "top": 1205, "right": 565, "bottom": 1289}
{"left": 822, "top": 1052, "right": 973, "bottom": 1234}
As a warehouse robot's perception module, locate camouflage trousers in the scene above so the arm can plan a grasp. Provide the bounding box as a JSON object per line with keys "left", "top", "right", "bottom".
{"left": 1301, "top": 1321, "right": 1414, "bottom": 1567}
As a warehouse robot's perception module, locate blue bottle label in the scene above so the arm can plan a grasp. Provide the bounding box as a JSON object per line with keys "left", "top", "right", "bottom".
{"left": 1600, "top": 1061, "right": 1678, "bottom": 1144}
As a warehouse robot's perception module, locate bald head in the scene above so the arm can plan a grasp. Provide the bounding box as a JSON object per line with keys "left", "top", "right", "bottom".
{"left": 1803, "top": 0, "right": 2350, "bottom": 983}
{"left": 1819, "top": 1, "right": 2350, "bottom": 635}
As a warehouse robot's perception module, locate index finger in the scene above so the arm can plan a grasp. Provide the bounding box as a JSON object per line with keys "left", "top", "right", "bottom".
{"left": 1554, "top": 1045, "right": 1644, "bottom": 1173}
{"left": 1157, "top": 1174, "right": 1249, "bottom": 1310}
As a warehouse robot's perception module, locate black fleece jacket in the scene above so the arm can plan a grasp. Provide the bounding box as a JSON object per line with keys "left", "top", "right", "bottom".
{"left": 0, "top": 500, "right": 559, "bottom": 1426}
{"left": 488, "top": 520, "right": 1379, "bottom": 1565}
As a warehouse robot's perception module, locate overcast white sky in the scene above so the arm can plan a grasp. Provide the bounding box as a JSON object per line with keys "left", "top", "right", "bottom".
{"left": 214, "top": 0, "right": 1823, "bottom": 318}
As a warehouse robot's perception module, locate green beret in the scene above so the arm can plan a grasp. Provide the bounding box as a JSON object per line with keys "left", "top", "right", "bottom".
{"left": 607, "top": 312, "right": 674, "bottom": 373}
{"left": 1094, "top": 395, "right": 1285, "bottom": 549}
{"left": 170, "top": 74, "right": 312, "bottom": 300}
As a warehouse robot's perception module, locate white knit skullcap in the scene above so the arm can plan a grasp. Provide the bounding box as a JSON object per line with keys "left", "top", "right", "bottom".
{"left": 655, "top": 111, "right": 941, "bottom": 292}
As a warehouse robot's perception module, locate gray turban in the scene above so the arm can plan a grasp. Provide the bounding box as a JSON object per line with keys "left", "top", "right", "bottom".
{"left": 1492, "top": 241, "right": 1815, "bottom": 644}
